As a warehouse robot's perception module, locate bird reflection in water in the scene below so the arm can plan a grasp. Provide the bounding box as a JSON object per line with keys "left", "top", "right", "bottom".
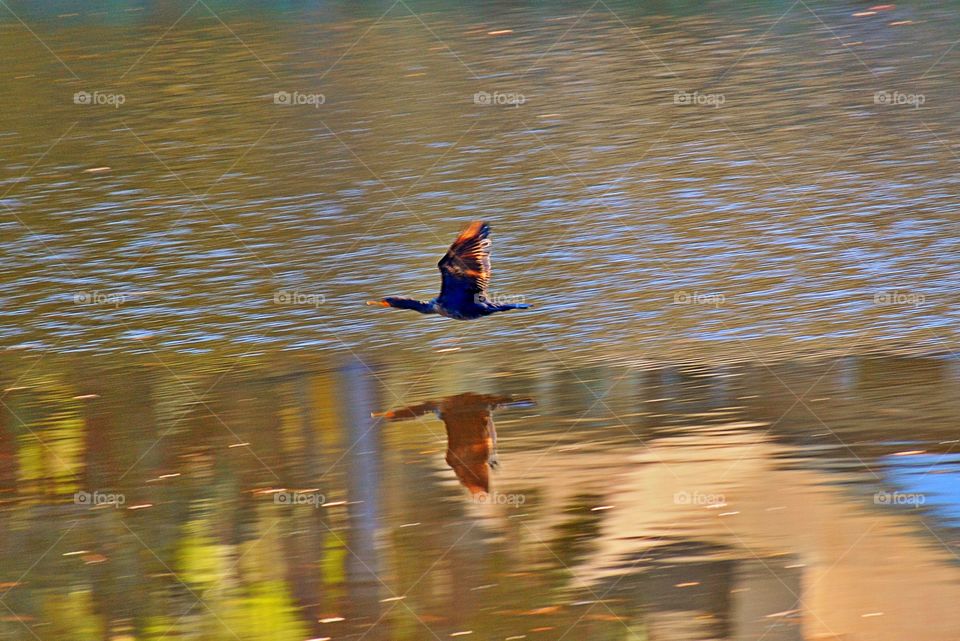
{"left": 375, "top": 393, "right": 534, "bottom": 495}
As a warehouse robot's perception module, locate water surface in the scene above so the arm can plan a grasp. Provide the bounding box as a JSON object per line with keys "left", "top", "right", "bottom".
{"left": 1, "top": 3, "right": 959, "bottom": 640}
{"left": 1, "top": 353, "right": 959, "bottom": 640}
{"left": 0, "top": 1, "right": 957, "bottom": 359}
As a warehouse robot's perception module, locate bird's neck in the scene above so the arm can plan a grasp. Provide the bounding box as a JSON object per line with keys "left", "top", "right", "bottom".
{"left": 386, "top": 297, "right": 437, "bottom": 314}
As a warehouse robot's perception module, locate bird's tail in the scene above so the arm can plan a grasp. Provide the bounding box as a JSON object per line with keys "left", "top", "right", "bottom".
{"left": 492, "top": 303, "right": 530, "bottom": 312}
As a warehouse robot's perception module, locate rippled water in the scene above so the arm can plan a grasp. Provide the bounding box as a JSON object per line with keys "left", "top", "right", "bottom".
{"left": 1, "top": 1, "right": 958, "bottom": 358}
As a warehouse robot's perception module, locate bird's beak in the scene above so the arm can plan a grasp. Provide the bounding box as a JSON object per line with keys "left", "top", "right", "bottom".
{"left": 366, "top": 300, "right": 390, "bottom": 307}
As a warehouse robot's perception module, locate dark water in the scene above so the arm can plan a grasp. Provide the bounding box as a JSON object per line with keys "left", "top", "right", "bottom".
{"left": 2, "top": 2, "right": 960, "bottom": 640}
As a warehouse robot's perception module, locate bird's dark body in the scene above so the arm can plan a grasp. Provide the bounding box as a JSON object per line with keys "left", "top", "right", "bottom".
{"left": 368, "top": 221, "right": 529, "bottom": 320}
{"left": 436, "top": 297, "right": 515, "bottom": 320}
{"left": 436, "top": 303, "right": 495, "bottom": 321}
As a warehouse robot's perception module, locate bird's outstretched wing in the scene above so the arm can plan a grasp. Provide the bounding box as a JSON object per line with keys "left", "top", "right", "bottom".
{"left": 438, "top": 221, "right": 492, "bottom": 305}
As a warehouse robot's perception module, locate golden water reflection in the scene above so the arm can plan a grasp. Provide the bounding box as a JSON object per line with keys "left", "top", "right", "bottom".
{"left": 0, "top": 353, "right": 957, "bottom": 640}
